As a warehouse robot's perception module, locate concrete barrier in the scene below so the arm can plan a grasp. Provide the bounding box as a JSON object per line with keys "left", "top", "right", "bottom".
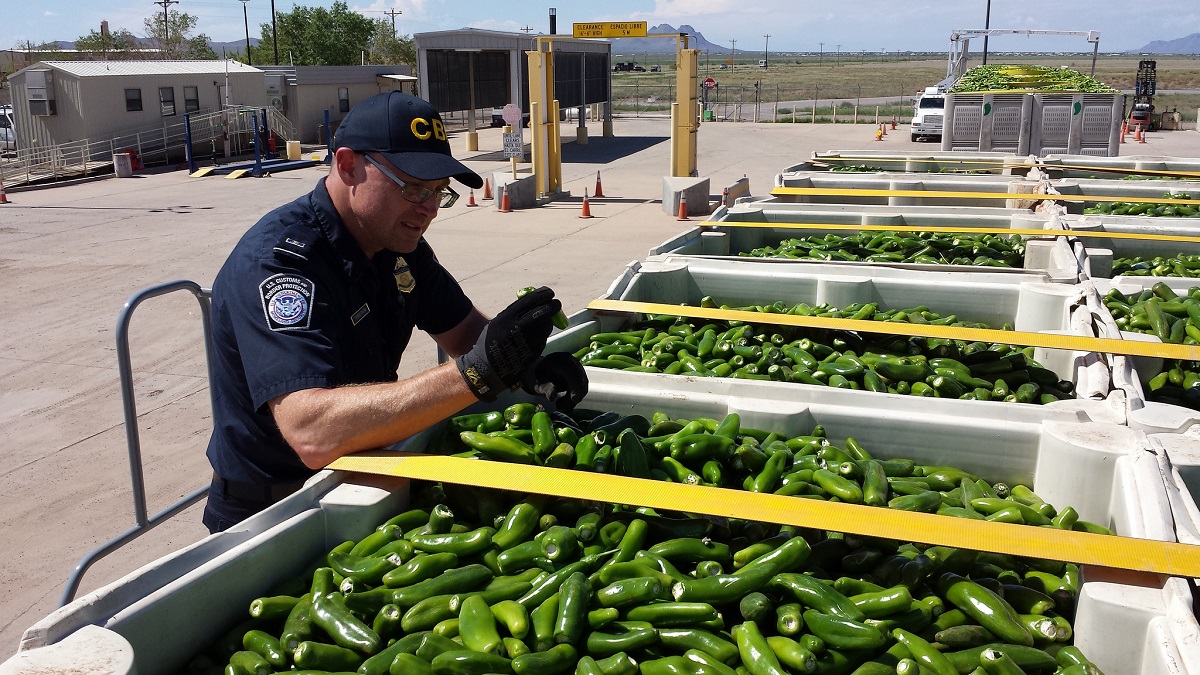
{"left": 662, "top": 176, "right": 710, "bottom": 217}
{"left": 493, "top": 173, "right": 539, "bottom": 210}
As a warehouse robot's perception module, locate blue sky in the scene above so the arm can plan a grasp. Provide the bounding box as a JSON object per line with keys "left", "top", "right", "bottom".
{"left": 3, "top": 1, "right": 1198, "bottom": 53}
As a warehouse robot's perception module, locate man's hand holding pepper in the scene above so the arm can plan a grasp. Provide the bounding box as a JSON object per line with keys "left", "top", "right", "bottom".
{"left": 456, "top": 286, "right": 562, "bottom": 401}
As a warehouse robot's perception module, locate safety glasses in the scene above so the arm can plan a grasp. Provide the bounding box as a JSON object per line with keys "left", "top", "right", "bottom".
{"left": 363, "top": 154, "right": 459, "bottom": 208}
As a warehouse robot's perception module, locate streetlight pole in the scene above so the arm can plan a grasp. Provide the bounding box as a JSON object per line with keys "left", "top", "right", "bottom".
{"left": 836, "top": 44, "right": 841, "bottom": 66}
{"left": 270, "top": 0, "right": 278, "bottom": 64}
{"left": 763, "top": 34, "right": 770, "bottom": 69}
{"left": 819, "top": 42, "right": 824, "bottom": 65}
{"left": 730, "top": 39, "right": 736, "bottom": 70}
{"left": 239, "top": 0, "right": 251, "bottom": 66}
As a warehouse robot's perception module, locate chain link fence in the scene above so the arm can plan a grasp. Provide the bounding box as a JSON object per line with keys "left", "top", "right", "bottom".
{"left": 613, "top": 83, "right": 912, "bottom": 124}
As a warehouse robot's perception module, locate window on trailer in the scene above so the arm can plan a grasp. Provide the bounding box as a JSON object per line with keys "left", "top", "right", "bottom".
{"left": 125, "top": 88, "right": 143, "bottom": 112}
{"left": 184, "top": 86, "right": 200, "bottom": 113}
{"left": 339, "top": 87, "right": 350, "bottom": 113}
{"left": 159, "top": 87, "right": 176, "bottom": 116}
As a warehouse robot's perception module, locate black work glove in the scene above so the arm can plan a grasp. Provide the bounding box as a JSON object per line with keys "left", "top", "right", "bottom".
{"left": 456, "top": 287, "right": 562, "bottom": 401}
{"left": 521, "top": 352, "right": 589, "bottom": 412}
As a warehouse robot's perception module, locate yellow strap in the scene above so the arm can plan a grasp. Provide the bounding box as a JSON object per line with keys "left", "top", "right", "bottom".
{"left": 696, "top": 220, "right": 1200, "bottom": 245}
{"left": 812, "top": 155, "right": 1200, "bottom": 180}
{"left": 770, "top": 186, "right": 1200, "bottom": 206}
{"left": 585, "top": 299, "right": 1200, "bottom": 361}
{"left": 328, "top": 452, "right": 1200, "bottom": 577}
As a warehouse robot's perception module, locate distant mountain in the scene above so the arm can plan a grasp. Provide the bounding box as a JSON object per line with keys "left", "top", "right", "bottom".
{"left": 609, "top": 24, "right": 725, "bottom": 56}
{"left": 1134, "top": 33, "right": 1200, "bottom": 54}
{"left": 211, "top": 39, "right": 260, "bottom": 57}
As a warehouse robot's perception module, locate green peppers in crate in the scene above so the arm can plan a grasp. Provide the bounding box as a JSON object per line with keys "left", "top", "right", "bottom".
{"left": 1103, "top": 283, "right": 1200, "bottom": 410}
{"left": 574, "top": 298, "right": 1073, "bottom": 405}
{"left": 193, "top": 412, "right": 1112, "bottom": 675}
{"left": 1085, "top": 192, "right": 1199, "bottom": 219}
{"left": 739, "top": 230, "right": 1026, "bottom": 267}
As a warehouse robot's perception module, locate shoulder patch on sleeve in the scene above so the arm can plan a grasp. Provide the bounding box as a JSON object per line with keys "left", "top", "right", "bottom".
{"left": 260, "top": 273, "right": 315, "bottom": 331}
{"left": 273, "top": 223, "right": 320, "bottom": 261}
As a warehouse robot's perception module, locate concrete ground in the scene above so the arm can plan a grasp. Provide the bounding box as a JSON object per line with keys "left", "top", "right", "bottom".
{"left": 1, "top": 118, "right": 1199, "bottom": 659}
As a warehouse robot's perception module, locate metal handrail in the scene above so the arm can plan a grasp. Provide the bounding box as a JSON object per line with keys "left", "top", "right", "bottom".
{"left": 59, "top": 280, "right": 217, "bottom": 606}
{"left": 1, "top": 106, "right": 299, "bottom": 187}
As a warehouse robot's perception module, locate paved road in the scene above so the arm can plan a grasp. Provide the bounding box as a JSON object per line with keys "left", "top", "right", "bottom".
{"left": 3, "top": 119, "right": 1200, "bottom": 660}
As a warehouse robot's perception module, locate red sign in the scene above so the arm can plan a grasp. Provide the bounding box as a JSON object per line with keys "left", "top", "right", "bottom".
{"left": 703, "top": 77, "right": 717, "bottom": 90}
{"left": 501, "top": 103, "right": 522, "bottom": 125}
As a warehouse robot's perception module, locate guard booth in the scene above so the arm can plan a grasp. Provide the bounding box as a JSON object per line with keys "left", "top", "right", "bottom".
{"left": 413, "top": 29, "right": 613, "bottom": 149}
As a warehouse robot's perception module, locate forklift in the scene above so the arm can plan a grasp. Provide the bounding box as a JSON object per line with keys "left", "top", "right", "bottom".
{"left": 1128, "top": 59, "right": 1156, "bottom": 132}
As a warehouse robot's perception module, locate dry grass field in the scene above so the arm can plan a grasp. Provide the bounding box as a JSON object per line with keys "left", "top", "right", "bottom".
{"left": 613, "top": 54, "right": 1200, "bottom": 121}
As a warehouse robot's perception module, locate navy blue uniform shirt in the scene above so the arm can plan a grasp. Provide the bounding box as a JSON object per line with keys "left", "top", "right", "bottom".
{"left": 206, "top": 178, "right": 473, "bottom": 484}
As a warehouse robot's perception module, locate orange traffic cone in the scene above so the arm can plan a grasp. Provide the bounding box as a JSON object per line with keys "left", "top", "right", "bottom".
{"left": 498, "top": 184, "right": 512, "bottom": 213}
{"left": 466, "top": 188, "right": 477, "bottom": 207}
{"left": 676, "top": 192, "right": 689, "bottom": 221}
{"left": 482, "top": 177, "right": 493, "bottom": 200}
{"left": 882, "top": 122, "right": 888, "bottom": 136}
{"left": 1120, "top": 123, "right": 1126, "bottom": 143}
{"left": 1139, "top": 126, "right": 1148, "bottom": 143}
{"left": 593, "top": 171, "right": 605, "bottom": 198}
{"left": 891, "top": 116, "right": 897, "bottom": 130}
{"left": 579, "top": 189, "right": 594, "bottom": 219}
{"left": 0, "top": 179, "right": 9, "bottom": 205}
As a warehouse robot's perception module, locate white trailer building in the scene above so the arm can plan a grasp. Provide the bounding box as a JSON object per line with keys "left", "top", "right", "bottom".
{"left": 7, "top": 60, "right": 265, "bottom": 154}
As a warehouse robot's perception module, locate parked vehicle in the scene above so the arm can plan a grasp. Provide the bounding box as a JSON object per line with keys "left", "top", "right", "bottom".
{"left": 911, "top": 86, "right": 946, "bottom": 142}
{"left": 0, "top": 105, "right": 15, "bottom": 152}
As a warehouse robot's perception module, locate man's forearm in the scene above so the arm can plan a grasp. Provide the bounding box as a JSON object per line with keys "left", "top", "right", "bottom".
{"left": 269, "top": 362, "right": 478, "bottom": 469}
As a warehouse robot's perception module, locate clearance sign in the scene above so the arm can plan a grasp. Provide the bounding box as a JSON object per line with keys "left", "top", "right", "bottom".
{"left": 572, "top": 21, "right": 648, "bottom": 38}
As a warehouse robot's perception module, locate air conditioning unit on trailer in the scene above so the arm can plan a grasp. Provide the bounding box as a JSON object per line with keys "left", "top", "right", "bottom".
{"left": 27, "top": 69, "right": 57, "bottom": 116}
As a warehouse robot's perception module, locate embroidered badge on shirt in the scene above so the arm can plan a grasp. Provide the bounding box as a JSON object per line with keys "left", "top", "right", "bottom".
{"left": 394, "top": 257, "right": 416, "bottom": 294}
{"left": 260, "top": 273, "right": 315, "bottom": 331}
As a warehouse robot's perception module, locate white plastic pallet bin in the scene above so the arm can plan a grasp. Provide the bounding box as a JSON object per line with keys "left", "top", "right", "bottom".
{"left": 650, "top": 202, "right": 1080, "bottom": 283}
{"left": 3, "top": 379, "right": 1193, "bottom": 674}
{"left": 802, "top": 150, "right": 1036, "bottom": 175}
{"left": 555, "top": 256, "right": 1115, "bottom": 406}
{"left": 773, "top": 170, "right": 1046, "bottom": 208}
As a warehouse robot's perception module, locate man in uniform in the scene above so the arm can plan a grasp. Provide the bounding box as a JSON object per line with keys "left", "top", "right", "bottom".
{"left": 203, "top": 92, "right": 586, "bottom": 532}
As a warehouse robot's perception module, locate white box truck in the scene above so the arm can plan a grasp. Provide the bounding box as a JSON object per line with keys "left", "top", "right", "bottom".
{"left": 910, "top": 86, "right": 946, "bottom": 142}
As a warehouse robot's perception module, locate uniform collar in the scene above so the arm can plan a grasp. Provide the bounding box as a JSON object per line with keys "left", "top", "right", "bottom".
{"left": 309, "top": 178, "right": 398, "bottom": 282}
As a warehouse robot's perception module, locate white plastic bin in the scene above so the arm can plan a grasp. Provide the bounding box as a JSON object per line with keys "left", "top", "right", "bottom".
{"left": 3, "top": 379, "right": 1191, "bottom": 675}
{"left": 548, "top": 256, "right": 1116, "bottom": 408}
{"left": 112, "top": 153, "right": 133, "bottom": 178}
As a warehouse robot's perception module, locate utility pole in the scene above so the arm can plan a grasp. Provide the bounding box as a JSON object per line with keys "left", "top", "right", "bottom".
{"left": 730, "top": 39, "right": 736, "bottom": 70}
{"left": 763, "top": 34, "right": 770, "bottom": 68}
{"left": 384, "top": 8, "right": 402, "bottom": 38}
{"left": 152, "top": 0, "right": 178, "bottom": 54}
{"left": 836, "top": 44, "right": 841, "bottom": 66}
{"left": 819, "top": 42, "right": 823, "bottom": 65}
{"left": 982, "top": 0, "right": 992, "bottom": 64}
{"left": 239, "top": 0, "right": 251, "bottom": 65}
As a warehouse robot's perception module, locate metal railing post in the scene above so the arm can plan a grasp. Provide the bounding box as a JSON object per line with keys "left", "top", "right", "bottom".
{"left": 59, "top": 280, "right": 216, "bottom": 606}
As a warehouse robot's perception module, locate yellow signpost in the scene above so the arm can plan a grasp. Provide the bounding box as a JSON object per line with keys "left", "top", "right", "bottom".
{"left": 571, "top": 22, "right": 648, "bottom": 38}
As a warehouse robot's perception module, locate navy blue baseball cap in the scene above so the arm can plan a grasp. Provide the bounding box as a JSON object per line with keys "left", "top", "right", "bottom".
{"left": 333, "top": 91, "right": 483, "bottom": 189}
